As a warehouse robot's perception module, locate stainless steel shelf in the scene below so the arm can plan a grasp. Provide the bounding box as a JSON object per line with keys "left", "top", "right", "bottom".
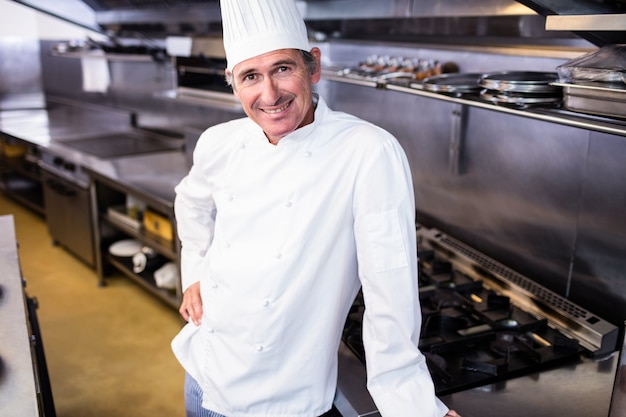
{"left": 324, "top": 75, "right": 626, "bottom": 138}
{"left": 51, "top": 51, "right": 155, "bottom": 62}
{"left": 107, "top": 256, "right": 179, "bottom": 309}
{"left": 102, "top": 212, "right": 177, "bottom": 261}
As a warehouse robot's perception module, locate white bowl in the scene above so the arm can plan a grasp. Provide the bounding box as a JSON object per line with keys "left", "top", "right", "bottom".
{"left": 108, "top": 239, "right": 143, "bottom": 257}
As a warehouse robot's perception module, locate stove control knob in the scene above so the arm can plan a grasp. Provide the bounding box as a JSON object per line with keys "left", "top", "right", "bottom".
{"left": 63, "top": 161, "right": 76, "bottom": 172}
{"left": 53, "top": 156, "right": 64, "bottom": 166}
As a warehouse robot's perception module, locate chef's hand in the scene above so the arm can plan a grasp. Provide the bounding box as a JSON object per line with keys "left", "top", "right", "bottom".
{"left": 179, "top": 281, "right": 203, "bottom": 326}
{"left": 445, "top": 410, "right": 461, "bottom": 417}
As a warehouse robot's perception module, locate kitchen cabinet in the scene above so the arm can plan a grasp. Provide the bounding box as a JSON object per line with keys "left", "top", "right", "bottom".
{"left": 41, "top": 167, "right": 95, "bottom": 267}
{"left": 87, "top": 168, "right": 182, "bottom": 309}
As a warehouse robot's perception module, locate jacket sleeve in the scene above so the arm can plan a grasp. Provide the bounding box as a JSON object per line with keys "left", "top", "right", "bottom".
{"left": 174, "top": 130, "right": 218, "bottom": 293}
{"left": 352, "top": 132, "right": 449, "bottom": 417}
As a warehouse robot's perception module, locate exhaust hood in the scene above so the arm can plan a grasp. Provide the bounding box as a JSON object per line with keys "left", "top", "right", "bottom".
{"left": 14, "top": 0, "right": 535, "bottom": 36}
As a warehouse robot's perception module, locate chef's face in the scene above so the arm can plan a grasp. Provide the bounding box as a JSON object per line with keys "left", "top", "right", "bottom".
{"left": 229, "top": 48, "right": 321, "bottom": 145}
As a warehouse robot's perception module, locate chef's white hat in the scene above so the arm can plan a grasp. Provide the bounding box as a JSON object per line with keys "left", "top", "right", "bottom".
{"left": 220, "top": 0, "right": 310, "bottom": 71}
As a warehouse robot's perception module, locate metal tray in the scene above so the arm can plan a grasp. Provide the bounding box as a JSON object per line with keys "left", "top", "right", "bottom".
{"left": 480, "top": 71, "right": 560, "bottom": 93}
{"left": 553, "top": 81, "right": 626, "bottom": 119}
{"left": 422, "top": 73, "right": 483, "bottom": 95}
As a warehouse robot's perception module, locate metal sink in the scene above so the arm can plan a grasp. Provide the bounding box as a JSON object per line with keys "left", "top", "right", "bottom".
{"left": 62, "top": 130, "right": 183, "bottom": 159}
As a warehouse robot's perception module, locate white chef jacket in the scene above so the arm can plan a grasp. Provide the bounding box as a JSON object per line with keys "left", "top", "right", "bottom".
{"left": 172, "top": 96, "right": 448, "bottom": 417}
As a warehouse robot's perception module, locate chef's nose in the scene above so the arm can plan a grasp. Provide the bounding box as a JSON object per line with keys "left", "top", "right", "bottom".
{"left": 261, "top": 76, "right": 281, "bottom": 104}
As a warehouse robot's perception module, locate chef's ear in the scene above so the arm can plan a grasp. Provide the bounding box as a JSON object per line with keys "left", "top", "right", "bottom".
{"left": 309, "top": 47, "right": 322, "bottom": 83}
{"left": 225, "top": 69, "right": 235, "bottom": 91}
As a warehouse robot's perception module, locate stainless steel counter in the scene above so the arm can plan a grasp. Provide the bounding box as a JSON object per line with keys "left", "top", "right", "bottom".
{"left": 440, "top": 353, "right": 618, "bottom": 417}
{"left": 0, "top": 97, "right": 188, "bottom": 206}
{"left": 0, "top": 215, "right": 40, "bottom": 417}
{"left": 0, "top": 97, "right": 134, "bottom": 147}
{"left": 85, "top": 150, "right": 190, "bottom": 208}
{"left": 1, "top": 97, "right": 180, "bottom": 163}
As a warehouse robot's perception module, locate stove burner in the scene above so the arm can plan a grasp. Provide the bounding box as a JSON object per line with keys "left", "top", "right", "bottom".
{"left": 341, "top": 255, "right": 583, "bottom": 395}
{"left": 490, "top": 332, "right": 528, "bottom": 356}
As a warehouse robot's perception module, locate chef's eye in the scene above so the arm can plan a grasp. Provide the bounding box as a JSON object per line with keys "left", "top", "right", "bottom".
{"left": 275, "top": 66, "right": 292, "bottom": 77}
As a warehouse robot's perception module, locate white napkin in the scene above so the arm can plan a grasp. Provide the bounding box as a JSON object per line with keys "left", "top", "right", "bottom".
{"left": 81, "top": 50, "right": 110, "bottom": 93}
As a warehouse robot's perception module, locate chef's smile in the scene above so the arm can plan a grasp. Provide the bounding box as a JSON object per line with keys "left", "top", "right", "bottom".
{"left": 262, "top": 101, "right": 291, "bottom": 114}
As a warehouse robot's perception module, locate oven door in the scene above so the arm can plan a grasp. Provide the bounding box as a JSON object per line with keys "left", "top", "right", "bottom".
{"left": 41, "top": 167, "right": 94, "bottom": 267}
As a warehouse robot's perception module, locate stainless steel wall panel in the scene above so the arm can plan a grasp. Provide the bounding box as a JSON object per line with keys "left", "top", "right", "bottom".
{"left": 570, "top": 131, "right": 626, "bottom": 324}
{"left": 0, "top": 38, "right": 45, "bottom": 109}
{"left": 445, "top": 107, "right": 588, "bottom": 296}
{"left": 39, "top": 42, "right": 97, "bottom": 104}
{"left": 107, "top": 59, "right": 177, "bottom": 131}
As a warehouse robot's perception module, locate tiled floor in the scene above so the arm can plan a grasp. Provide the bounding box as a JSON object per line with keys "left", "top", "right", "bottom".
{"left": 1, "top": 192, "right": 186, "bottom": 417}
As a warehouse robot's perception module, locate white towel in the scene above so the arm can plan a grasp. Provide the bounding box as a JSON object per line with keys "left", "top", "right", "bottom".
{"left": 81, "top": 50, "right": 110, "bottom": 93}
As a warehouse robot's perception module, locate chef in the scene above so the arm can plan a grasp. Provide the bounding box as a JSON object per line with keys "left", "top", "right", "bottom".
{"left": 172, "top": 0, "right": 459, "bottom": 416}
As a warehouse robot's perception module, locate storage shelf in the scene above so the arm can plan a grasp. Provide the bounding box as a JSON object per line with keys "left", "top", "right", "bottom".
{"left": 91, "top": 175, "right": 182, "bottom": 309}
{"left": 324, "top": 74, "right": 626, "bottom": 138}
{"left": 50, "top": 51, "right": 155, "bottom": 62}
{"left": 102, "top": 212, "right": 177, "bottom": 261}
{"left": 107, "top": 256, "right": 179, "bottom": 309}
{"left": 0, "top": 173, "right": 44, "bottom": 215}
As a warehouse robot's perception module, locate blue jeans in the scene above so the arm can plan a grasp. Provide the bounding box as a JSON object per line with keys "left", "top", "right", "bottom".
{"left": 184, "top": 373, "right": 226, "bottom": 417}
{"left": 184, "top": 373, "right": 336, "bottom": 417}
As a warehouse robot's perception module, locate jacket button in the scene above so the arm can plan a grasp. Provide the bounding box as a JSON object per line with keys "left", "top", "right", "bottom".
{"left": 255, "top": 344, "right": 264, "bottom": 352}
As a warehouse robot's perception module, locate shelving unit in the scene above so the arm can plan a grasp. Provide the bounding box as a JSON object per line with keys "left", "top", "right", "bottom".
{"left": 323, "top": 71, "right": 626, "bottom": 138}
{"left": 0, "top": 137, "right": 44, "bottom": 215}
{"left": 88, "top": 170, "right": 182, "bottom": 309}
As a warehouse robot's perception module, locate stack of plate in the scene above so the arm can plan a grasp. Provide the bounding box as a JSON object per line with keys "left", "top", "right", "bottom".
{"left": 422, "top": 73, "right": 484, "bottom": 96}
{"left": 479, "top": 71, "right": 562, "bottom": 107}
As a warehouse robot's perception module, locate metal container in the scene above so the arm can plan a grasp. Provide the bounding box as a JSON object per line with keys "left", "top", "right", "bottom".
{"left": 554, "top": 81, "right": 626, "bottom": 119}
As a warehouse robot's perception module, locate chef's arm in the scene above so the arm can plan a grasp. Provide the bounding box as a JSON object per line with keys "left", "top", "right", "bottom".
{"left": 174, "top": 182, "right": 215, "bottom": 324}
{"left": 174, "top": 182, "right": 214, "bottom": 325}
{"left": 353, "top": 136, "right": 453, "bottom": 416}
{"left": 173, "top": 142, "right": 217, "bottom": 324}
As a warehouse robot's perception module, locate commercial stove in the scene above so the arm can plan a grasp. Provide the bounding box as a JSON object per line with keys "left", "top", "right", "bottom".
{"left": 335, "top": 224, "right": 620, "bottom": 417}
